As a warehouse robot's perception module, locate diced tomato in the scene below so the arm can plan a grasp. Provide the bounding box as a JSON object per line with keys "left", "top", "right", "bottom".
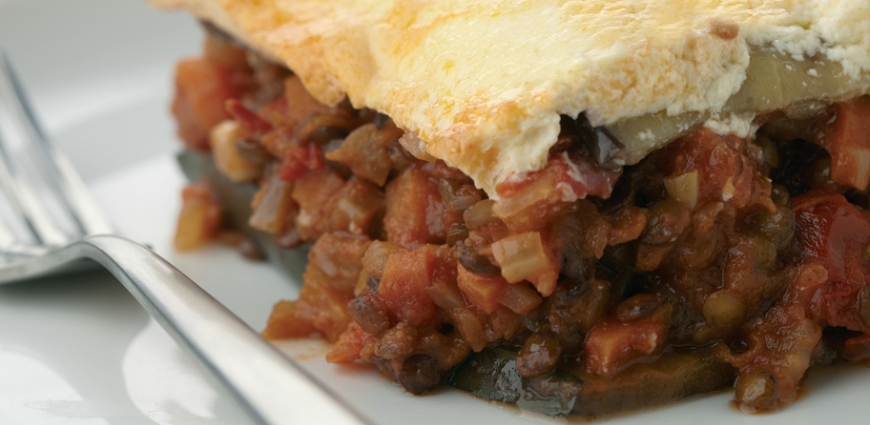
{"left": 665, "top": 127, "right": 758, "bottom": 209}
{"left": 378, "top": 245, "right": 439, "bottom": 326}
{"left": 171, "top": 58, "right": 241, "bottom": 149}
{"left": 725, "top": 263, "right": 828, "bottom": 406}
{"left": 792, "top": 190, "right": 870, "bottom": 331}
{"left": 279, "top": 144, "right": 326, "bottom": 182}
{"left": 226, "top": 98, "right": 274, "bottom": 137}
{"left": 493, "top": 154, "right": 620, "bottom": 232}
{"left": 816, "top": 96, "right": 870, "bottom": 190}
{"left": 844, "top": 334, "right": 870, "bottom": 362}
{"left": 495, "top": 153, "right": 621, "bottom": 200}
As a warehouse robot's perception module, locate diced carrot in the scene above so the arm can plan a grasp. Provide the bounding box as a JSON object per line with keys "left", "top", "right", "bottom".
{"left": 361, "top": 240, "right": 402, "bottom": 279}
{"left": 378, "top": 245, "right": 439, "bottom": 326}
{"left": 295, "top": 278, "right": 352, "bottom": 342}
{"left": 456, "top": 265, "right": 508, "bottom": 314}
{"left": 307, "top": 233, "right": 372, "bottom": 293}
{"left": 291, "top": 167, "right": 346, "bottom": 240}
{"left": 487, "top": 305, "right": 523, "bottom": 342}
{"left": 326, "top": 322, "right": 375, "bottom": 363}
{"left": 264, "top": 234, "right": 369, "bottom": 342}
{"left": 171, "top": 58, "right": 241, "bottom": 149}
{"left": 584, "top": 305, "right": 672, "bottom": 378}
{"left": 384, "top": 164, "right": 446, "bottom": 249}
{"left": 446, "top": 307, "right": 488, "bottom": 352}
{"left": 174, "top": 183, "right": 222, "bottom": 251}
{"left": 329, "top": 176, "right": 385, "bottom": 237}
{"left": 262, "top": 299, "right": 319, "bottom": 339}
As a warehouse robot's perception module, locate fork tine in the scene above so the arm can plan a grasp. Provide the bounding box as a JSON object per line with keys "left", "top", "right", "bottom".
{"left": 0, "top": 52, "right": 114, "bottom": 236}
{"left": 0, "top": 154, "right": 22, "bottom": 248}
{"left": 0, "top": 130, "right": 68, "bottom": 246}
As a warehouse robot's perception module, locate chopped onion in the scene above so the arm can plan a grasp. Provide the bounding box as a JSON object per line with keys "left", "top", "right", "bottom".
{"left": 491, "top": 232, "right": 558, "bottom": 296}
{"left": 210, "top": 120, "right": 263, "bottom": 182}
{"left": 398, "top": 132, "right": 436, "bottom": 162}
{"left": 463, "top": 199, "right": 498, "bottom": 230}
{"left": 249, "top": 171, "right": 294, "bottom": 233}
{"left": 663, "top": 170, "right": 699, "bottom": 209}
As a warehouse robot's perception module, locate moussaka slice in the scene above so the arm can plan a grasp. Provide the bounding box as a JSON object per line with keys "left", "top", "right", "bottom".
{"left": 150, "top": 0, "right": 870, "bottom": 417}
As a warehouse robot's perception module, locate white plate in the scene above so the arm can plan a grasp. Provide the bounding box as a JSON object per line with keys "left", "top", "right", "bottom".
{"left": 2, "top": 1, "right": 870, "bottom": 424}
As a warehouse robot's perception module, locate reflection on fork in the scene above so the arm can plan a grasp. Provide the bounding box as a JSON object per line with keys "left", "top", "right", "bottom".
{"left": 0, "top": 50, "right": 114, "bottom": 268}
{"left": 0, "top": 51, "right": 372, "bottom": 425}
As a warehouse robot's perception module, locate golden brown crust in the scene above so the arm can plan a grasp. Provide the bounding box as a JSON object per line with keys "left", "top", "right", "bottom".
{"left": 149, "top": 0, "right": 870, "bottom": 196}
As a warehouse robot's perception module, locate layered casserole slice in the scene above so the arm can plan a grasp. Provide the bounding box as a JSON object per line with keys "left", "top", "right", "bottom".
{"left": 150, "top": 0, "right": 870, "bottom": 416}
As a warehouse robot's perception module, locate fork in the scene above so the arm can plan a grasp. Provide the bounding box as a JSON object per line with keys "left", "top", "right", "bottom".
{"left": 0, "top": 52, "right": 372, "bottom": 425}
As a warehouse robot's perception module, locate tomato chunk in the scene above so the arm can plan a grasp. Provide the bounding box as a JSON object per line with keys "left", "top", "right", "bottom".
{"left": 817, "top": 96, "right": 870, "bottom": 190}
{"left": 793, "top": 191, "right": 870, "bottom": 330}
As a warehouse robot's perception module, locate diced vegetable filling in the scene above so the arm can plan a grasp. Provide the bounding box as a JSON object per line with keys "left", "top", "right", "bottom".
{"left": 173, "top": 35, "right": 870, "bottom": 416}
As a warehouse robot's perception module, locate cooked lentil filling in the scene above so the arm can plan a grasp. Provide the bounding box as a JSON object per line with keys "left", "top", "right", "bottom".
{"left": 172, "top": 35, "right": 870, "bottom": 416}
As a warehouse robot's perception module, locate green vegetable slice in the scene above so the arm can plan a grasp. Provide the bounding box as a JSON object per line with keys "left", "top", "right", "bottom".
{"left": 448, "top": 347, "right": 737, "bottom": 417}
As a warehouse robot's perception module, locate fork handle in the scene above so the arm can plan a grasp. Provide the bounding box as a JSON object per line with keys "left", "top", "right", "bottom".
{"left": 5, "top": 234, "right": 372, "bottom": 425}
